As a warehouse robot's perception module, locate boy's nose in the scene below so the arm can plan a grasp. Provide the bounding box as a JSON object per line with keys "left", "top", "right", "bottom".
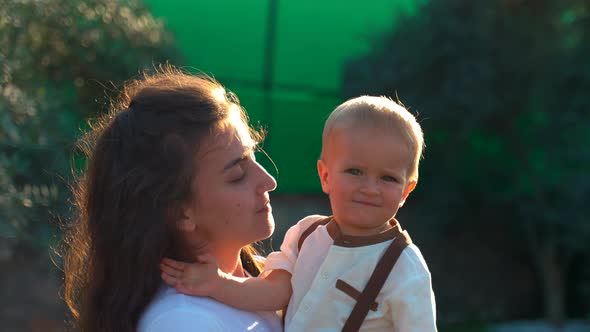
{"left": 359, "top": 178, "right": 379, "bottom": 195}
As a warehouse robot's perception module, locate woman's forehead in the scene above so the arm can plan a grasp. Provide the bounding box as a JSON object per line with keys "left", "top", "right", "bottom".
{"left": 199, "top": 120, "right": 254, "bottom": 158}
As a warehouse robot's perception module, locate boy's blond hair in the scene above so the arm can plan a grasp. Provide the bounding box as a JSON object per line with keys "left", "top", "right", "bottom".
{"left": 321, "top": 96, "right": 424, "bottom": 182}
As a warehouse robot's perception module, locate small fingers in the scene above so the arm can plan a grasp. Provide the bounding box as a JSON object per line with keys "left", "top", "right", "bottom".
{"left": 161, "top": 271, "right": 177, "bottom": 287}
{"left": 160, "top": 262, "right": 184, "bottom": 279}
{"left": 161, "top": 257, "right": 186, "bottom": 270}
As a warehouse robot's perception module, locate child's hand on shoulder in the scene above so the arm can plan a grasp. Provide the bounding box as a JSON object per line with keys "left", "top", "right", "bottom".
{"left": 160, "top": 254, "right": 224, "bottom": 297}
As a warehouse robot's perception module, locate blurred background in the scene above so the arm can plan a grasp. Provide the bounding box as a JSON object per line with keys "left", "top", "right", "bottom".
{"left": 1, "top": 0, "right": 589, "bottom": 331}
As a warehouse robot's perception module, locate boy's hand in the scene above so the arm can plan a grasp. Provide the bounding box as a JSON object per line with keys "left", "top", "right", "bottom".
{"left": 160, "top": 254, "right": 224, "bottom": 297}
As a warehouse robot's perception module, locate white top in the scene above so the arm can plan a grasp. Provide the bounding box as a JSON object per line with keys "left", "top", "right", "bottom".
{"left": 138, "top": 284, "right": 282, "bottom": 332}
{"left": 263, "top": 215, "right": 437, "bottom": 332}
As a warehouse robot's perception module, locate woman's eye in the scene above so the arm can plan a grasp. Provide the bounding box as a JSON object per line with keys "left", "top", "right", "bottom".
{"left": 345, "top": 169, "right": 362, "bottom": 176}
{"left": 381, "top": 175, "right": 397, "bottom": 183}
{"left": 229, "top": 172, "right": 246, "bottom": 183}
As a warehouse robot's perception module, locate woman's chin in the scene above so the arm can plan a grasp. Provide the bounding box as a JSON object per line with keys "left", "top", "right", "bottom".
{"left": 258, "top": 217, "right": 276, "bottom": 241}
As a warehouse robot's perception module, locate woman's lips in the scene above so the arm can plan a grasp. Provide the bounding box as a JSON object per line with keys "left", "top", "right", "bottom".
{"left": 256, "top": 201, "right": 271, "bottom": 213}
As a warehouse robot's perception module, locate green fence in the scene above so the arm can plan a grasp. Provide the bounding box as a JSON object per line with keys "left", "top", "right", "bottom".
{"left": 144, "top": 0, "right": 417, "bottom": 192}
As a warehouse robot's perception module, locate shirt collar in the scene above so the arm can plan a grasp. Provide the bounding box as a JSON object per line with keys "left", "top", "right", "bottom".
{"left": 325, "top": 217, "right": 407, "bottom": 248}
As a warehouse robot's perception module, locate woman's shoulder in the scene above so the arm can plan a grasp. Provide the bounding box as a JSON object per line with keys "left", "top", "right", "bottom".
{"left": 138, "top": 285, "right": 282, "bottom": 332}
{"left": 138, "top": 285, "right": 226, "bottom": 331}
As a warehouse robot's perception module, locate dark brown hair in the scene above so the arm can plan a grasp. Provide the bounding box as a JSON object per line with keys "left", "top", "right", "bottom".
{"left": 61, "top": 66, "right": 263, "bottom": 331}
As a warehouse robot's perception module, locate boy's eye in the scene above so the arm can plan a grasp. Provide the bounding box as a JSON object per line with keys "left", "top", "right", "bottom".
{"left": 345, "top": 169, "right": 362, "bottom": 176}
{"left": 381, "top": 175, "right": 397, "bottom": 183}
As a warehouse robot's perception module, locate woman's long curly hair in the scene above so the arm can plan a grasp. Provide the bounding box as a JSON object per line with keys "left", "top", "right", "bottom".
{"left": 61, "top": 66, "right": 264, "bottom": 331}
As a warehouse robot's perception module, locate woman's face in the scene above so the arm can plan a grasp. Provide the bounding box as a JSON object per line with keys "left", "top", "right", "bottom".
{"left": 184, "top": 118, "right": 277, "bottom": 253}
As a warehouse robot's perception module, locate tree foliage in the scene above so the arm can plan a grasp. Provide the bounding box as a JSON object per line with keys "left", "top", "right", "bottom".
{"left": 0, "top": 0, "right": 179, "bottom": 250}
{"left": 343, "top": 0, "right": 590, "bottom": 324}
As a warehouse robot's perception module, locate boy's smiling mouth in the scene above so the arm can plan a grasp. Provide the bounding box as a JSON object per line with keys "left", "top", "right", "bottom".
{"left": 352, "top": 200, "right": 380, "bottom": 207}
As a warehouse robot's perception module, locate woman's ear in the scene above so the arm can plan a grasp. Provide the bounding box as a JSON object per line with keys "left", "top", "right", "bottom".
{"left": 317, "top": 159, "right": 330, "bottom": 194}
{"left": 176, "top": 207, "right": 197, "bottom": 231}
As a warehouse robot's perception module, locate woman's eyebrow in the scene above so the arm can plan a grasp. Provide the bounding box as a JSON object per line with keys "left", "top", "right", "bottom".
{"left": 223, "top": 147, "right": 253, "bottom": 171}
{"left": 223, "top": 156, "right": 245, "bottom": 171}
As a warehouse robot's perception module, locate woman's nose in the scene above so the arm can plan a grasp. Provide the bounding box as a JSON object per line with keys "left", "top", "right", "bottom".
{"left": 256, "top": 162, "right": 277, "bottom": 193}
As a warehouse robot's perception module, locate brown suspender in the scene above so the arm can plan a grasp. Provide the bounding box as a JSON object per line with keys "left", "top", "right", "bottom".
{"left": 297, "top": 217, "right": 332, "bottom": 252}
{"left": 342, "top": 224, "right": 411, "bottom": 332}
{"left": 296, "top": 216, "right": 412, "bottom": 332}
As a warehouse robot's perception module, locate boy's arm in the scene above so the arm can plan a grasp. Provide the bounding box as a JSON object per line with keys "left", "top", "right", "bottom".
{"left": 199, "top": 269, "right": 292, "bottom": 311}
{"left": 161, "top": 256, "right": 292, "bottom": 311}
{"left": 385, "top": 274, "right": 437, "bottom": 332}
{"left": 159, "top": 216, "right": 326, "bottom": 311}
{"left": 203, "top": 215, "right": 326, "bottom": 310}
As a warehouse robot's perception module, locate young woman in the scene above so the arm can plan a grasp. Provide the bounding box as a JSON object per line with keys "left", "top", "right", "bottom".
{"left": 61, "top": 66, "right": 281, "bottom": 331}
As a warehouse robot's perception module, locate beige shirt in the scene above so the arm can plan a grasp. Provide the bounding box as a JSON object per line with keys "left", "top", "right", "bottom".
{"left": 263, "top": 215, "right": 437, "bottom": 332}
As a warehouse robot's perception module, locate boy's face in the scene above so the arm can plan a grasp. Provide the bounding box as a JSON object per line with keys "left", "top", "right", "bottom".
{"left": 317, "top": 125, "right": 416, "bottom": 236}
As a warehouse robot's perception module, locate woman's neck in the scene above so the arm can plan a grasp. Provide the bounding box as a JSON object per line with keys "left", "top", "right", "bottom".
{"left": 180, "top": 233, "right": 245, "bottom": 277}
{"left": 216, "top": 249, "right": 245, "bottom": 277}
{"left": 185, "top": 245, "right": 245, "bottom": 278}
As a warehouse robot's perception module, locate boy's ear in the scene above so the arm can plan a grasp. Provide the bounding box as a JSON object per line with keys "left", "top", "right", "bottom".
{"left": 317, "top": 159, "right": 330, "bottom": 194}
{"left": 398, "top": 180, "right": 417, "bottom": 207}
